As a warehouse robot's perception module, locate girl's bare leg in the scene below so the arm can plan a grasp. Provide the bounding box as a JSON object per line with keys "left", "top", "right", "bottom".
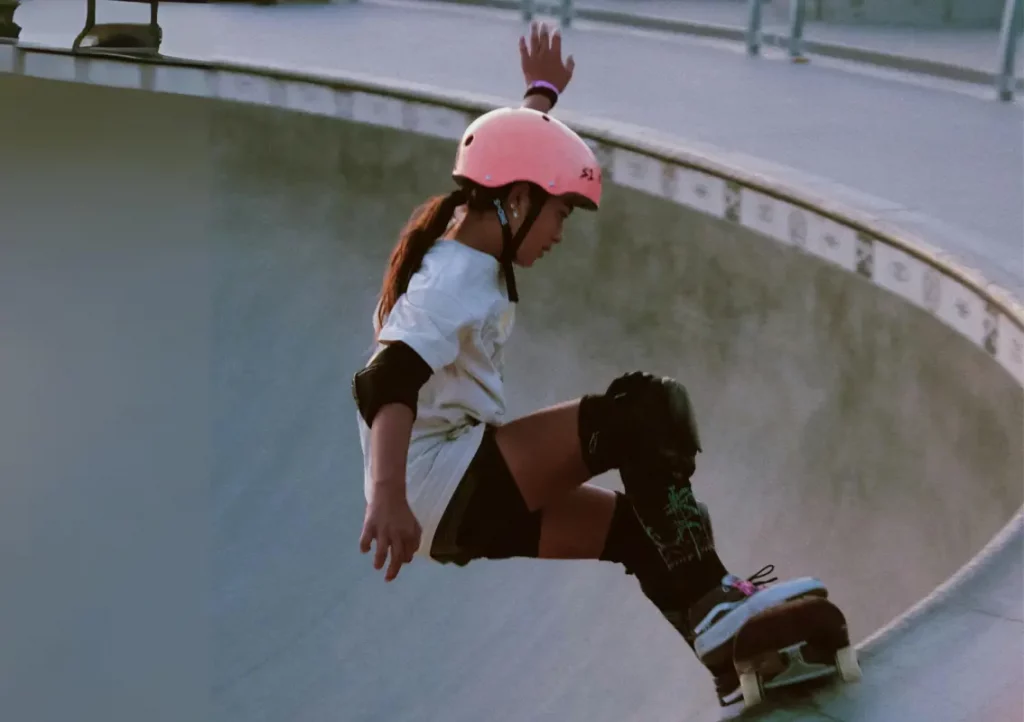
{"left": 494, "top": 399, "right": 591, "bottom": 513}
{"left": 491, "top": 378, "right": 728, "bottom": 634}
{"left": 486, "top": 376, "right": 812, "bottom": 709}
{"left": 536, "top": 483, "right": 617, "bottom": 559}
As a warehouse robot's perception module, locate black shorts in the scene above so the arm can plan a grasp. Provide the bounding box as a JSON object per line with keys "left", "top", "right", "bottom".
{"left": 429, "top": 425, "right": 542, "bottom": 566}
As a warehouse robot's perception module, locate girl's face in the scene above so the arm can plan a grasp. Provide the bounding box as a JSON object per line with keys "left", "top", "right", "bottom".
{"left": 511, "top": 195, "right": 574, "bottom": 267}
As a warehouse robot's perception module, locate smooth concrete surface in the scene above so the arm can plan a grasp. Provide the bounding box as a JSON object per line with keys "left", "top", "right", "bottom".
{"left": 2, "top": 71, "right": 1021, "bottom": 722}
{"left": 0, "top": 75, "right": 214, "bottom": 722}
{"left": 769, "top": 0, "right": 1008, "bottom": 28}
{"left": 9, "top": 0, "right": 1024, "bottom": 298}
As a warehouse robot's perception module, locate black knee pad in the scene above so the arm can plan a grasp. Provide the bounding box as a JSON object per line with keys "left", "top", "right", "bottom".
{"left": 578, "top": 371, "right": 702, "bottom": 476}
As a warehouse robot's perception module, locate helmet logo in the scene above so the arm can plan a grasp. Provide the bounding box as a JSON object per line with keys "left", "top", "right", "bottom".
{"left": 580, "top": 167, "right": 597, "bottom": 181}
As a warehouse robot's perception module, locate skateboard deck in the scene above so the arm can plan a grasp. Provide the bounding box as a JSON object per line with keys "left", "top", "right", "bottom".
{"left": 730, "top": 595, "right": 861, "bottom": 710}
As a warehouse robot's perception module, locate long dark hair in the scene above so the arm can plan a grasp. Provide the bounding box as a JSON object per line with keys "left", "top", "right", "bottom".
{"left": 375, "top": 189, "right": 468, "bottom": 334}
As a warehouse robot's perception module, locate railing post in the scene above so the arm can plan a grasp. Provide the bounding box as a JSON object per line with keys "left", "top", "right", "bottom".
{"left": 746, "top": 0, "right": 764, "bottom": 56}
{"left": 0, "top": 0, "right": 21, "bottom": 41}
{"left": 559, "top": 0, "right": 573, "bottom": 28}
{"left": 521, "top": 0, "right": 534, "bottom": 23}
{"left": 789, "top": 0, "right": 809, "bottom": 63}
{"left": 996, "top": 0, "right": 1023, "bottom": 101}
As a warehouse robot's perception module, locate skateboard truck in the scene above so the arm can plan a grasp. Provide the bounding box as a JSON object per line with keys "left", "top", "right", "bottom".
{"left": 731, "top": 596, "right": 863, "bottom": 709}
{"left": 72, "top": 0, "right": 162, "bottom": 57}
{"left": 739, "top": 642, "right": 861, "bottom": 706}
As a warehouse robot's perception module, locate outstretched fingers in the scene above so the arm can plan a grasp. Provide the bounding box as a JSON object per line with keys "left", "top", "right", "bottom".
{"left": 360, "top": 520, "right": 375, "bottom": 555}
{"left": 386, "top": 538, "right": 406, "bottom": 582}
{"left": 519, "top": 20, "right": 575, "bottom": 93}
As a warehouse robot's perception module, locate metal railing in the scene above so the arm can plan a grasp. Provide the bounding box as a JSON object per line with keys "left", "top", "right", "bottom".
{"left": 746, "top": 0, "right": 809, "bottom": 63}
{"left": 997, "top": 0, "right": 1024, "bottom": 100}
{"left": 520, "top": 0, "right": 1023, "bottom": 102}
{"left": 3, "top": 0, "right": 1021, "bottom": 101}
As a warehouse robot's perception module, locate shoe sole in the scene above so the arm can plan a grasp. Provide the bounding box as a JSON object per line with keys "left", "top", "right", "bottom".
{"left": 693, "top": 578, "right": 828, "bottom": 661}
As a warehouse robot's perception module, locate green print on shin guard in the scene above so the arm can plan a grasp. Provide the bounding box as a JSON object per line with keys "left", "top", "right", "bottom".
{"left": 641, "top": 484, "right": 715, "bottom": 569}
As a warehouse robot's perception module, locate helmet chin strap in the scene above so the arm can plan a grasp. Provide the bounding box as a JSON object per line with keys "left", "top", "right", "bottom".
{"left": 492, "top": 185, "right": 547, "bottom": 303}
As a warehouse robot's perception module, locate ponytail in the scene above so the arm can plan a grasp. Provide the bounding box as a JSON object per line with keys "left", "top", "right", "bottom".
{"left": 376, "top": 189, "right": 467, "bottom": 334}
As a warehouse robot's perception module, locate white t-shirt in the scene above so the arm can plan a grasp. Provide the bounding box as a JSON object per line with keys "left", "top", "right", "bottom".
{"left": 357, "top": 239, "right": 515, "bottom": 559}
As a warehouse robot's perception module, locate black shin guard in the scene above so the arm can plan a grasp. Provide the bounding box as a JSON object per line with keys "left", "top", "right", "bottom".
{"left": 601, "top": 492, "right": 727, "bottom": 645}
{"left": 580, "top": 371, "right": 717, "bottom": 571}
{"left": 619, "top": 458, "right": 717, "bottom": 571}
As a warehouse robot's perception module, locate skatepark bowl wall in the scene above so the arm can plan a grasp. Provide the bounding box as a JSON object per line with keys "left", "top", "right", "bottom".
{"left": 1, "top": 46, "right": 1022, "bottom": 722}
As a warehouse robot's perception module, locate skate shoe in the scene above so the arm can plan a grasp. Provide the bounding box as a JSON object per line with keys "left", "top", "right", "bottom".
{"left": 688, "top": 565, "right": 828, "bottom": 678}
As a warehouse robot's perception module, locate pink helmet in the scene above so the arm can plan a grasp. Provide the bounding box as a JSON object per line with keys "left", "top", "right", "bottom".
{"left": 452, "top": 107, "right": 602, "bottom": 210}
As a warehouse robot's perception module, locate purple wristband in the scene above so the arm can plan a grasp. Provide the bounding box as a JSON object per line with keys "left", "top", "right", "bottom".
{"left": 528, "top": 80, "right": 560, "bottom": 96}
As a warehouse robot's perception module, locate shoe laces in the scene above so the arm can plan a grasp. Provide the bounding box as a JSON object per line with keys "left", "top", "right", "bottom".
{"left": 726, "top": 564, "right": 778, "bottom": 596}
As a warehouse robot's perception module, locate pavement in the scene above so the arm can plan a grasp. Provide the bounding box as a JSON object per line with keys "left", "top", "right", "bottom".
{"left": 446, "top": 0, "right": 1024, "bottom": 80}
{"left": 1, "top": 2, "right": 1022, "bottom": 722}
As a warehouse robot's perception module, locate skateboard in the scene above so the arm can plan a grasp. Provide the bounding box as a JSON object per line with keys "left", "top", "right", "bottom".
{"left": 730, "top": 595, "right": 861, "bottom": 709}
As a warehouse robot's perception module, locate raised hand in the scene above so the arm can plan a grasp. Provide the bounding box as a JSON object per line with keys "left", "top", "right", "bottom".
{"left": 519, "top": 20, "right": 575, "bottom": 94}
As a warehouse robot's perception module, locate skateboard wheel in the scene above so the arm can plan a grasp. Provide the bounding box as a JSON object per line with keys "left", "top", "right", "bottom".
{"left": 835, "top": 646, "right": 862, "bottom": 682}
{"left": 739, "top": 671, "right": 763, "bottom": 707}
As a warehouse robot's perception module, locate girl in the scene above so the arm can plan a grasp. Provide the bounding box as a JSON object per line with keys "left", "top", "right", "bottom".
{"left": 353, "top": 22, "right": 827, "bottom": 708}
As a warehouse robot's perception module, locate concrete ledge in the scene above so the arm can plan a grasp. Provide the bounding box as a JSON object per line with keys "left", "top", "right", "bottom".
{"left": 2, "top": 39, "right": 1020, "bottom": 386}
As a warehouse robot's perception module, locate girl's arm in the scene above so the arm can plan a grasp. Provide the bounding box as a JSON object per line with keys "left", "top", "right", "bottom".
{"left": 519, "top": 22, "right": 575, "bottom": 113}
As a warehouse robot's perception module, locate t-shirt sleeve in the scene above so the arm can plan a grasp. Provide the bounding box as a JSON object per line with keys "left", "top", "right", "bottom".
{"left": 376, "top": 286, "right": 476, "bottom": 372}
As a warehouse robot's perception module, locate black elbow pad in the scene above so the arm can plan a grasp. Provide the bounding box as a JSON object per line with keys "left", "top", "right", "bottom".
{"left": 351, "top": 342, "right": 434, "bottom": 425}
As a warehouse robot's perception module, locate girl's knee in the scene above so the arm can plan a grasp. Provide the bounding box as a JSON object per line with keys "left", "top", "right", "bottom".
{"left": 578, "top": 371, "right": 702, "bottom": 476}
